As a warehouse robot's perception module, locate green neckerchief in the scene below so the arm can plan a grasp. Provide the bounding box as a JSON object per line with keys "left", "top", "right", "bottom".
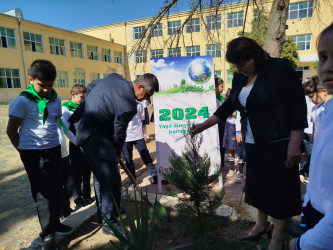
{"left": 216, "top": 93, "right": 224, "bottom": 105}
{"left": 62, "top": 100, "right": 78, "bottom": 112}
{"left": 20, "top": 84, "right": 57, "bottom": 124}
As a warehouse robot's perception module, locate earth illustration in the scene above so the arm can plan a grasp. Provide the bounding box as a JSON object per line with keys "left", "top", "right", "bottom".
{"left": 188, "top": 59, "right": 212, "bottom": 84}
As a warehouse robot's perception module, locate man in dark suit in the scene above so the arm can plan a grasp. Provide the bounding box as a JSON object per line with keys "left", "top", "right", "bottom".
{"left": 73, "top": 73, "right": 159, "bottom": 235}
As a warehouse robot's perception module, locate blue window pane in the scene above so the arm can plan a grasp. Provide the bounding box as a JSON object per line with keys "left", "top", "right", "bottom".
{"left": 299, "top": 9, "right": 307, "bottom": 18}
{"left": 290, "top": 3, "right": 298, "bottom": 10}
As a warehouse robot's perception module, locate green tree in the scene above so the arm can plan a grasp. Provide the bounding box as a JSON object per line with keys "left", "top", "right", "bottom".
{"left": 162, "top": 132, "right": 224, "bottom": 235}
{"left": 181, "top": 78, "right": 186, "bottom": 85}
{"left": 313, "top": 61, "right": 318, "bottom": 70}
{"left": 280, "top": 37, "right": 300, "bottom": 68}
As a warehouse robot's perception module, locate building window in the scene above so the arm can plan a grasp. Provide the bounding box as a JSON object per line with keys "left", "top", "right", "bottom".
{"left": 168, "top": 21, "right": 181, "bottom": 35}
{"left": 54, "top": 71, "right": 69, "bottom": 88}
{"left": 227, "top": 11, "right": 244, "bottom": 28}
{"left": 206, "top": 15, "right": 221, "bottom": 30}
{"left": 73, "top": 72, "right": 86, "bottom": 86}
{"left": 206, "top": 44, "right": 221, "bottom": 57}
{"left": 151, "top": 49, "right": 163, "bottom": 58}
{"left": 0, "top": 27, "right": 16, "bottom": 49}
{"left": 0, "top": 68, "right": 21, "bottom": 88}
{"left": 23, "top": 32, "right": 43, "bottom": 52}
{"left": 151, "top": 23, "right": 162, "bottom": 37}
{"left": 288, "top": 1, "right": 313, "bottom": 20}
{"left": 134, "top": 26, "right": 145, "bottom": 39}
{"left": 114, "top": 51, "right": 123, "bottom": 64}
{"left": 186, "top": 46, "right": 200, "bottom": 56}
{"left": 49, "top": 37, "right": 65, "bottom": 56}
{"left": 186, "top": 18, "right": 200, "bottom": 33}
{"left": 102, "top": 48, "right": 111, "bottom": 62}
{"left": 87, "top": 45, "right": 98, "bottom": 60}
{"left": 227, "top": 70, "right": 233, "bottom": 84}
{"left": 214, "top": 70, "right": 221, "bottom": 78}
{"left": 90, "top": 72, "right": 100, "bottom": 82}
{"left": 168, "top": 48, "right": 181, "bottom": 57}
{"left": 291, "top": 34, "right": 311, "bottom": 50}
{"left": 70, "top": 42, "right": 83, "bottom": 58}
{"left": 135, "top": 51, "right": 147, "bottom": 63}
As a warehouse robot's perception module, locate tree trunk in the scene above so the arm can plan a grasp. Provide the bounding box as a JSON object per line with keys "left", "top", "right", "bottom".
{"left": 263, "top": 0, "right": 290, "bottom": 57}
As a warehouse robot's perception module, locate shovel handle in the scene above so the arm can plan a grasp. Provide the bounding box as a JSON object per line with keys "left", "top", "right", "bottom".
{"left": 119, "top": 159, "right": 144, "bottom": 198}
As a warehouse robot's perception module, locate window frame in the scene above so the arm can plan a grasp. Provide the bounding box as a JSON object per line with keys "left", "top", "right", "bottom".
{"left": 114, "top": 51, "right": 123, "bottom": 64}
{"left": 186, "top": 46, "right": 200, "bottom": 56}
{"left": 151, "top": 49, "right": 163, "bottom": 58}
{"left": 89, "top": 72, "right": 100, "bottom": 82}
{"left": 73, "top": 72, "right": 86, "bottom": 86}
{"left": 23, "top": 31, "right": 44, "bottom": 53}
{"left": 151, "top": 23, "right": 163, "bottom": 37}
{"left": 49, "top": 37, "right": 65, "bottom": 56}
{"left": 70, "top": 42, "right": 83, "bottom": 58}
{"left": 168, "top": 48, "right": 181, "bottom": 57}
{"left": 168, "top": 21, "right": 181, "bottom": 35}
{"left": 287, "top": 1, "right": 313, "bottom": 20}
{"left": 186, "top": 18, "right": 200, "bottom": 33}
{"left": 206, "top": 44, "right": 222, "bottom": 58}
{"left": 102, "top": 48, "right": 111, "bottom": 62}
{"left": 291, "top": 34, "right": 312, "bottom": 51}
{"left": 134, "top": 26, "right": 146, "bottom": 39}
{"left": 206, "top": 15, "right": 222, "bottom": 31}
{"left": 135, "top": 50, "right": 147, "bottom": 63}
{"left": 0, "top": 26, "right": 16, "bottom": 49}
{"left": 0, "top": 68, "right": 21, "bottom": 89}
{"left": 54, "top": 71, "right": 69, "bottom": 88}
{"left": 87, "top": 45, "right": 99, "bottom": 60}
{"left": 227, "top": 11, "right": 244, "bottom": 28}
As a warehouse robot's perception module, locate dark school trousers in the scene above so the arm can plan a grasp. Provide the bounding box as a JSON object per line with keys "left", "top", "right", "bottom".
{"left": 60, "top": 156, "right": 74, "bottom": 212}
{"left": 300, "top": 133, "right": 313, "bottom": 176}
{"left": 123, "top": 139, "right": 157, "bottom": 179}
{"left": 19, "top": 145, "right": 62, "bottom": 240}
{"left": 81, "top": 148, "right": 121, "bottom": 224}
{"left": 218, "top": 122, "right": 226, "bottom": 167}
{"left": 69, "top": 142, "right": 92, "bottom": 199}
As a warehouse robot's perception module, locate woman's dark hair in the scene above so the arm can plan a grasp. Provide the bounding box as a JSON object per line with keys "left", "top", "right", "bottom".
{"left": 317, "top": 22, "right": 333, "bottom": 50}
{"left": 29, "top": 59, "right": 57, "bottom": 81}
{"left": 226, "top": 37, "right": 269, "bottom": 73}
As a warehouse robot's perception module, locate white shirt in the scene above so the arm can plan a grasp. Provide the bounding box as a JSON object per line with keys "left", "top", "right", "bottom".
{"left": 311, "top": 104, "right": 326, "bottom": 141}
{"left": 304, "top": 96, "right": 315, "bottom": 135}
{"left": 57, "top": 106, "right": 76, "bottom": 158}
{"left": 125, "top": 102, "right": 144, "bottom": 142}
{"left": 9, "top": 96, "right": 61, "bottom": 150}
{"left": 300, "top": 98, "right": 333, "bottom": 249}
{"left": 238, "top": 85, "right": 255, "bottom": 144}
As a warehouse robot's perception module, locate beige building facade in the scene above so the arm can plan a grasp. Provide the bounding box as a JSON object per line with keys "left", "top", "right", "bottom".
{"left": 0, "top": 8, "right": 127, "bottom": 102}
{"left": 77, "top": 0, "right": 333, "bottom": 88}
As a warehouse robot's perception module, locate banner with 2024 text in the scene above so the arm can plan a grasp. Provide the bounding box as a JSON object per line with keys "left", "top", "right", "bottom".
{"left": 151, "top": 55, "right": 221, "bottom": 188}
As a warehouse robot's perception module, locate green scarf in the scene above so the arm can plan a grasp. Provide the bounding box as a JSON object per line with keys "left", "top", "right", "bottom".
{"left": 216, "top": 93, "right": 224, "bottom": 105}
{"left": 20, "top": 84, "right": 57, "bottom": 124}
{"left": 62, "top": 100, "right": 78, "bottom": 112}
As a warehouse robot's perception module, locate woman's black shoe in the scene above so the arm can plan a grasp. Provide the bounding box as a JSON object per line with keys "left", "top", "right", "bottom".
{"left": 241, "top": 222, "right": 271, "bottom": 241}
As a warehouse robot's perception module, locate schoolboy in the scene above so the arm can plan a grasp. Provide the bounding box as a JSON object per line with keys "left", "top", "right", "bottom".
{"left": 6, "top": 60, "right": 72, "bottom": 249}
{"left": 304, "top": 75, "right": 332, "bottom": 140}
{"left": 123, "top": 101, "right": 168, "bottom": 185}
{"left": 62, "top": 85, "right": 94, "bottom": 208}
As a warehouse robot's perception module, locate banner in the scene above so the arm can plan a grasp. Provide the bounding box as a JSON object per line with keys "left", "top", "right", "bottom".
{"left": 151, "top": 56, "right": 222, "bottom": 191}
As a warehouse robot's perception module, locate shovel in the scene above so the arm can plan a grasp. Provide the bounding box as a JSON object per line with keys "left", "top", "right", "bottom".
{"left": 118, "top": 159, "right": 167, "bottom": 222}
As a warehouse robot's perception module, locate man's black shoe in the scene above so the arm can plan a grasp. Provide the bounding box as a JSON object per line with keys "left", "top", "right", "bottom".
{"left": 55, "top": 223, "right": 73, "bottom": 235}
{"left": 62, "top": 207, "right": 74, "bottom": 218}
{"left": 153, "top": 176, "right": 169, "bottom": 185}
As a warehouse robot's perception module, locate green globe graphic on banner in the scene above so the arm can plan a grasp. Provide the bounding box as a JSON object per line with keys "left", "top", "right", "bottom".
{"left": 188, "top": 59, "right": 212, "bottom": 84}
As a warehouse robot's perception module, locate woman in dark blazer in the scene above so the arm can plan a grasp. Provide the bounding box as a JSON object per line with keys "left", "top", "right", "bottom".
{"left": 191, "top": 37, "right": 307, "bottom": 249}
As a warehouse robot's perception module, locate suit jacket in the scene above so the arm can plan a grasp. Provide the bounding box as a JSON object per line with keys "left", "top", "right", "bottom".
{"left": 74, "top": 73, "right": 137, "bottom": 162}
{"left": 214, "top": 57, "right": 307, "bottom": 144}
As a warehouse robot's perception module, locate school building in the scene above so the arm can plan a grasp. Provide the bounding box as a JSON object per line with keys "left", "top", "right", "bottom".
{"left": 0, "top": 8, "right": 128, "bottom": 102}
{"left": 76, "top": 0, "right": 333, "bottom": 89}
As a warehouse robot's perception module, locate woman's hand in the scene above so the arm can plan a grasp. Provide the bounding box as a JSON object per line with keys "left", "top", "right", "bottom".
{"left": 190, "top": 115, "right": 221, "bottom": 137}
{"left": 285, "top": 130, "right": 303, "bottom": 168}
{"left": 236, "top": 134, "right": 242, "bottom": 144}
{"left": 190, "top": 124, "right": 204, "bottom": 137}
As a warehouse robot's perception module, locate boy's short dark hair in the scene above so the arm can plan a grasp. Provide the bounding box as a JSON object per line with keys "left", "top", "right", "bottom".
{"left": 304, "top": 75, "right": 326, "bottom": 95}
{"left": 71, "top": 84, "right": 87, "bottom": 94}
{"left": 214, "top": 76, "right": 224, "bottom": 87}
{"left": 29, "top": 60, "right": 57, "bottom": 82}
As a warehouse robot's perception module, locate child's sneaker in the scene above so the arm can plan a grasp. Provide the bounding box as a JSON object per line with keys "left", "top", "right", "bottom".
{"left": 236, "top": 172, "right": 244, "bottom": 183}
{"left": 226, "top": 169, "right": 236, "bottom": 179}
